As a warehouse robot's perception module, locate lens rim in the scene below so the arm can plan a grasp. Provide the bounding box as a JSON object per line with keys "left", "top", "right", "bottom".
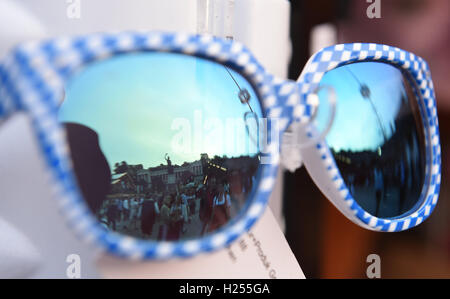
{"left": 298, "top": 43, "right": 440, "bottom": 232}
{"left": 9, "top": 32, "right": 306, "bottom": 259}
{"left": 316, "top": 61, "right": 428, "bottom": 219}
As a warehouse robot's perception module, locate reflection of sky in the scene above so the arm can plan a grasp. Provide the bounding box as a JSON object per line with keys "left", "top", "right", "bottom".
{"left": 58, "top": 52, "right": 262, "bottom": 168}
{"left": 316, "top": 62, "right": 407, "bottom": 152}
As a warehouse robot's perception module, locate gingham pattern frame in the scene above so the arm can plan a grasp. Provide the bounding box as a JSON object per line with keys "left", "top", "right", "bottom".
{"left": 0, "top": 31, "right": 315, "bottom": 259}
{"left": 297, "top": 43, "right": 441, "bottom": 231}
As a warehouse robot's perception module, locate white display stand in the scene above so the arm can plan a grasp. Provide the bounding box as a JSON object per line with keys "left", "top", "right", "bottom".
{"left": 0, "top": 0, "right": 291, "bottom": 278}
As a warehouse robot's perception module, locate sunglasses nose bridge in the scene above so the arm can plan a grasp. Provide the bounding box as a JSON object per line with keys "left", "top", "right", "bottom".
{"left": 305, "top": 92, "right": 320, "bottom": 122}
{"left": 288, "top": 81, "right": 319, "bottom": 123}
{"left": 280, "top": 122, "right": 304, "bottom": 172}
{"left": 279, "top": 81, "right": 339, "bottom": 172}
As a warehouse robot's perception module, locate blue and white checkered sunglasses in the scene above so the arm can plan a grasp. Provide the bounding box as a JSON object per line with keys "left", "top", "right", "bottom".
{"left": 0, "top": 32, "right": 441, "bottom": 259}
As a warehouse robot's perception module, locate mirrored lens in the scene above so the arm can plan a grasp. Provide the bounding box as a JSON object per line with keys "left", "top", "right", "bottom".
{"left": 317, "top": 62, "right": 426, "bottom": 218}
{"left": 59, "top": 52, "right": 263, "bottom": 241}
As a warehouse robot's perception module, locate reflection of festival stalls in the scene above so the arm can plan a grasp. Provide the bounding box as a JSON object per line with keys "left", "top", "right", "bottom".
{"left": 166, "top": 173, "right": 177, "bottom": 192}
{"left": 204, "top": 155, "right": 259, "bottom": 189}
{"left": 179, "top": 170, "right": 195, "bottom": 185}
{"left": 142, "top": 155, "right": 204, "bottom": 193}
{"left": 110, "top": 172, "right": 136, "bottom": 194}
{"left": 223, "top": 156, "right": 258, "bottom": 173}
{"left": 333, "top": 114, "right": 424, "bottom": 189}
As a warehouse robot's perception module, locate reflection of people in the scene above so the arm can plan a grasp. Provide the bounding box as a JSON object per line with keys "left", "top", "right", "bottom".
{"left": 122, "top": 198, "right": 130, "bottom": 225}
{"left": 106, "top": 199, "right": 119, "bottom": 230}
{"left": 208, "top": 183, "right": 231, "bottom": 233}
{"left": 64, "top": 122, "right": 111, "bottom": 214}
{"left": 141, "top": 199, "right": 156, "bottom": 237}
{"left": 129, "top": 198, "right": 140, "bottom": 230}
{"left": 97, "top": 153, "right": 258, "bottom": 239}
{"left": 200, "top": 182, "right": 216, "bottom": 235}
{"left": 230, "top": 170, "right": 245, "bottom": 209}
{"left": 168, "top": 196, "right": 184, "bottom": 241}
{"left": 181, "top": 188, "right": 196, "bottom": 219}
{"left": 158, "top": 196, "right": 172, "bottom": 240}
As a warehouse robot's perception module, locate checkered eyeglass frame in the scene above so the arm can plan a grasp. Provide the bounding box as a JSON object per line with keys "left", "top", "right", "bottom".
{"left": 0, "top": 32, "right": 441, "bottom": 259}
{"left": 298, "top": 43, "right": 441, "bottom": 232}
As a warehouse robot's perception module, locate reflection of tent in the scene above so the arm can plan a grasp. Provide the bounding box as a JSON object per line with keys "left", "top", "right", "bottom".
{"left": 111, "top": 173, "right": 127, "bottom": 184}
{"left": 110, "top": 172, "right": 135, "bottom": 193}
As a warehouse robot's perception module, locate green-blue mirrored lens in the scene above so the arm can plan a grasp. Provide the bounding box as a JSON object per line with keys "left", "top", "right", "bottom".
{"left": 59, "top": 52, "right": 263, "bottom": 240}
{"left": 317, "top": 62, "right": 426, "bottom": 218}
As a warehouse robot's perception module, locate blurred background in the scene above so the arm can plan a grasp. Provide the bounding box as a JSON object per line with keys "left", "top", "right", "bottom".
{"left": 284, "top": 0, "right": 450, "bottom": 278}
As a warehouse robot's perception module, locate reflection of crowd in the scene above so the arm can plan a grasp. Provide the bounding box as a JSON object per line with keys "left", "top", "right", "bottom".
{"left": 343, "top": 161, "right": 422, "bottom": 217}
{"left": 97, "top": 168, "right": 257, "bottom": 241}
{"left": 341, "top": 95, "right": 425, "bottom": 217}
{"left": 335, "top": 142, "right": 424, "bottom": 218}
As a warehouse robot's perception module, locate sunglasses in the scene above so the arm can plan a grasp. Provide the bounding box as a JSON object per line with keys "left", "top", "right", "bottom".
{"left": 0, "top": 32, "right": 440, "bottom": 259}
